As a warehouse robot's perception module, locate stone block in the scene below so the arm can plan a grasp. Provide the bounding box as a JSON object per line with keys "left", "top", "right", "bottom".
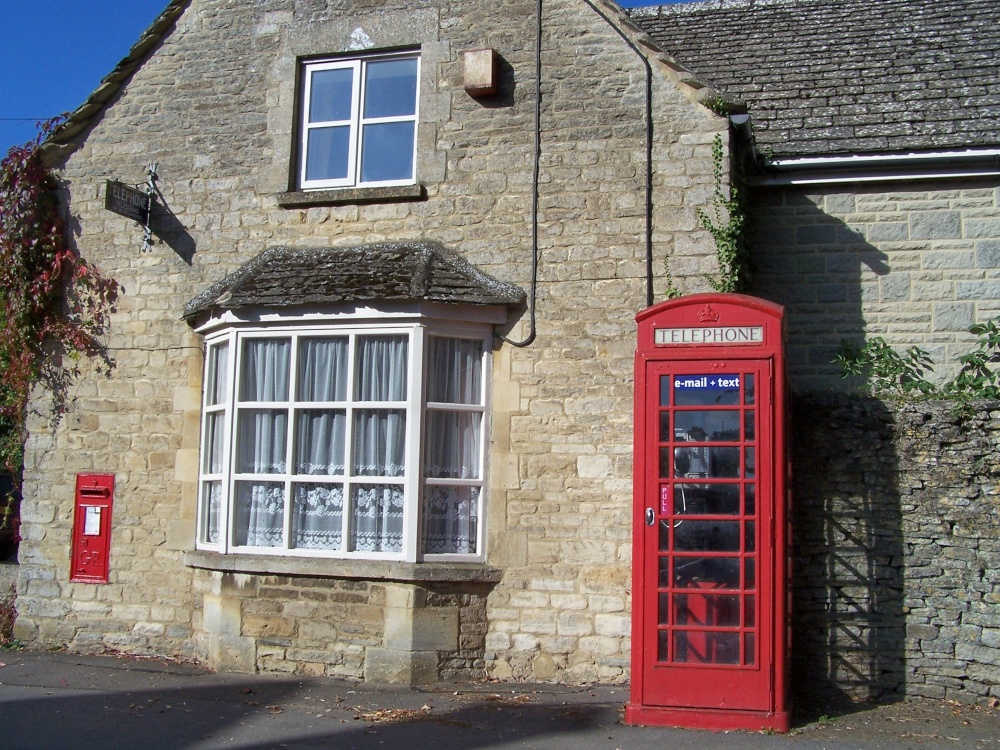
{"left": 364, "top": 647, "right": 439, "bottom": 685}
{"left": 910, "top": 211, "right": 961, "bottom": 240}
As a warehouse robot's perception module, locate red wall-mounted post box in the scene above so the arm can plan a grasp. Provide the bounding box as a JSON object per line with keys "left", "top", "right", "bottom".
{"left": 70, "top": 473, "right": 115, "bottom": 583}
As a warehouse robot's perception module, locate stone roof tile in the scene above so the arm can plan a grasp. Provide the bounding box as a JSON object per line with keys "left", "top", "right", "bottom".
{"left": 183, "top": 241, "right": 526, "bottom": 322}
{"left": 630, "top": 0, "right": 1000, "bottom": 157}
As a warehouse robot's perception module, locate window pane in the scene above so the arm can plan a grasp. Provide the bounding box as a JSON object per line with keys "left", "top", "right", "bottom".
{"left": 675, "top": 447, "right": 740, "bottom": 478}
{"left": 309, "top": 67, "right": 354, "bottom": 123}
{"left": 204, "top": 412, "right": 226, "bottom": 473}
{"left": 674, "top": 556, "right": 741, "bottom": 589}
{"left": 206, "top": 343, "right": 229, "bottom": 406}
{"left": 675, "top": 410, "right": 741, "bottom": 442}
{"left": 674, "top": 594, "right": 741, "bottom": 627}
{"left": 297, "top": 337, "right": 348, "bottom": 401}
{"left": 240, "top": 339, "right": 290, "bottom": 401}
{"left": 350, "top": 484, "right": 403, "bottom": 552}
{"left": 237, "top": 409, "right": 288, "bottom": 473}
{"left": 427, "top": 338, "right": 483, "bottom": 404}
{"left": 234, "top": 481, "right": 284, "bottom": 547}
{"left": 674, "top": 521, "right": 741, "bottom": 552}
{"left": 353, "top": 409, "right": 406, "bottom": 476}
{"left": 200, "top": 481, "right": 221, "bottom": 544}
{"left": 355, "top": 335, "right": 408, "bottom": 401}
{"left": 422, "top": 485, "right": 479, "bottom": 554}
{"left": 360, "top": 121, "right": 415, "bottom": 183}
{"left": 674, "top": 483, "right": 739, "bottom": 515}
{"left": 295, "top": 409, "right": 346, "bottom": 475}
{"left": 305, "top": 126, "right": 351, "bottom": 182}
{"left": 673, "top": 631, "right": 740, "bottom": 665}
{"left": 292, "top": 483, "right": 343, "bottom": 550}
{"left": 363, "top": 58, "right": 417, "bottom": 118}
{"left": 425, "top": 411, "right": 481, "bottom": 479}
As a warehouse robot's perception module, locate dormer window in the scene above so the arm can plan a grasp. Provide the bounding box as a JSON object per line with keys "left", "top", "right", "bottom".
{"left": 299, "top": 53, "right": 419, "bottom": 190}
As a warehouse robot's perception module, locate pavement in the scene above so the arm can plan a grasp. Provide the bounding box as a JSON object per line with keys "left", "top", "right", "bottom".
{"left": 1, "top": 650, "right": 999, "bottom": 750}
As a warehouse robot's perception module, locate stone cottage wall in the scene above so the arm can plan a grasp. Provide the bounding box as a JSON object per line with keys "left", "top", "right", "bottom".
{"left": 15, "top": 0, "right": 725, "bottom": 683}
{"left": 752, "top": 181, "right": 1000, "bottom": 392}
{"left": 792, "top": 394, "right": 1000, "bottom": 706}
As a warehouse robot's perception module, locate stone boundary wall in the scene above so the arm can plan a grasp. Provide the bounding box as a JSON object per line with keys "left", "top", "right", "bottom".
{"left": 792, "top": 394, "right": 1000, "bottom": 707}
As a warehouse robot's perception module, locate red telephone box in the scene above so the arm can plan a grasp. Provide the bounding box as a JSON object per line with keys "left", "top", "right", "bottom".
{"left": 626, "top": 294, "right": 789, "bottom": 732}
{"left": 70, "top": 473, "right": 115, "bottom": 583}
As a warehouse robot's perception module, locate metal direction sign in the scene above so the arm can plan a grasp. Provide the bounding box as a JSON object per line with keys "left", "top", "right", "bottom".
{"left": 655, "top": 326, "right": 764, "bottom": 345}
{"left": 104, "top": 180, "right": 149, "bottom": 224}
{"left": 673, "top": 374, "right": 741, "bottom": 392}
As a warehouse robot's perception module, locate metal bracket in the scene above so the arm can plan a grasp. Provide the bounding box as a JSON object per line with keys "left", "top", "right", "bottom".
{"left": 141, "top": 162, "right": 158, "bottom": 253}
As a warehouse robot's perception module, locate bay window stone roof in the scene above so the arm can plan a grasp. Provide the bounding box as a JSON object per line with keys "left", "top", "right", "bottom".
{"left": 630, "top": 0, "right": 1000, "bottom": 158}
{"left": 183, "top": 241, "right": 526, "bottom": 322}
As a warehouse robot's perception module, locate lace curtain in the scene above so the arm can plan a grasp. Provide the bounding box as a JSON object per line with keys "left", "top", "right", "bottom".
{"left": 351, "top": 484, "right": 404, "bottom": 552}
{"left": 423, "top": 486, "right": 478, "bottom": 554}
{"left": 293, "top": 483, "right": 344, "bottom": 549}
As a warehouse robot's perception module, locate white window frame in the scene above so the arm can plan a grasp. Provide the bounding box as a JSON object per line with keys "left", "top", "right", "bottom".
{"left": 299, "top": 52, "right": 420, "bottom": 191}
{"left": 195, "top": 319, "right": 489, "bottom": 563}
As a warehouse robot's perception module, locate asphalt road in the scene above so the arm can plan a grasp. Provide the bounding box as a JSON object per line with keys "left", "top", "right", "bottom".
{"left": 1, "top": 651, "right": 999, "bottom": 749}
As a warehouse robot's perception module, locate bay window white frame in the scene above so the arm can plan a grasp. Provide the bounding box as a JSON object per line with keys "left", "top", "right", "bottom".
{"left": 195, "top": 316, "right": 490, "bottom": 563}
{"left": 299, "top": 52, "right": 420, "bottom": 191}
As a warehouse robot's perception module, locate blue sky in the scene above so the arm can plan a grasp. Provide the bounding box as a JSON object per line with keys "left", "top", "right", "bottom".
{"left": 0, "top": 1, "right": 166, "bottom": 153}
{"left": 0, "top": 0, "right": 687, "bottom": 155}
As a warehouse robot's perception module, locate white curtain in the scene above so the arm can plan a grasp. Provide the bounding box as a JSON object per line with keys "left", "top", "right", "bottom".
{"left": 351, "top": 484, "right": 404, "bottom": 552}
{"left": 352, "top": 335, "right": 408, "bottom": 478}
{"left": 422, "top": 338, "right": 482, "bottom": 554}
{"left": 353, "top": 409, "right": 406, "bottom": 476}
{"left": 355, "top": 335, "right": 407, "bottom": 401}
{"left": 423, "top": 486, "right": 478, "bottom": 554}
{"left": 425, "top": 411, "right": 480, "bottom": 479}
{"left": 206, "top": 343, "right": 229, "bottom": 406}
{"left": 204, "top": 412, "right": 225, "bottom": 474}
{"left": 201, "top": 481, "right": 221, "bottom": 545}
{"left": 298, "top": 337, "right": 347, "bottom": 401}
{"left": 235, "top": 339, "right": 290, "bottom": 546}
{"left": 427, "top": 337, "right": 481, "bottom": 404}
{"left": 293, "top": 483, "right": 344, "bottom": 549}
{"left": 237, "top": 409, "right": 288, "bottom": 473}
{"left": 296, "top": 410, "right": 346, "bottom": 475}
{"left": 241, "top": 338, "right": 290, "bottom": 401}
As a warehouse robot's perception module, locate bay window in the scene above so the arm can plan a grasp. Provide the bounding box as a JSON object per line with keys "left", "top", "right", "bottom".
{"left": 197, "top": 324, "right": 488, "bottom": 561}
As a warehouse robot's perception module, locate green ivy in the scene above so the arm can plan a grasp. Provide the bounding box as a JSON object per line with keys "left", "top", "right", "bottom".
{"left": 836, "top": 319, "right": 1000, "bottom": 403}
{"left": 697, "top": 133, "right": 749, "bottom": 294}
{"left": 0, "top": 120, "right": 120, "bottom": 525}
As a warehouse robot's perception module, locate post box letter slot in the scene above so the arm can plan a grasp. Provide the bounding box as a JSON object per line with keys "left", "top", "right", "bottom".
{"left": 79, "top": 486, "right": 110, "bottom": 498}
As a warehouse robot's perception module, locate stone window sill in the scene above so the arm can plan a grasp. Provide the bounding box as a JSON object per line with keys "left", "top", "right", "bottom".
{"left": 183, "top": 549, "right": 502, "bottom": 584}
{"left": 277, "top": 184, "right": 426, "bottom": 208}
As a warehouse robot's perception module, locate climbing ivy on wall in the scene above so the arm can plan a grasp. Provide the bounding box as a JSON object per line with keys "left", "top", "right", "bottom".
{"left": 698, "top": 132, "right": 749, "bottom": 294}
{"left": 0, "top": 120, "right": 120, "bottom": 491}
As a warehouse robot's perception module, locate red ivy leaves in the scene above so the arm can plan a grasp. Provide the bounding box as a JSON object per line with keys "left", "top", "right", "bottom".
{"left": 0, "top": 119, "right": 120, "bottom": 475}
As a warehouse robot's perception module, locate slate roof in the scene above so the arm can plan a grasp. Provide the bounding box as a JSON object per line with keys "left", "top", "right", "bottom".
{"left": 630, "top": 0, "right": 1000, "bottom": 158}
{"left": 183, "top": 242, "right": 526, "bottom": 322}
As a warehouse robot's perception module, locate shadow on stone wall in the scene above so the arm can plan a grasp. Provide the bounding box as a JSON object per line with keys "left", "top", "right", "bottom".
{"left": 151, "top": 185, "right": 196, "bottom": 264}
{"left": 750, "top": 187, "right": 889, "bottom": 392}
{"left": 790, "top": 393, "right": 905, "bottom": 715}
